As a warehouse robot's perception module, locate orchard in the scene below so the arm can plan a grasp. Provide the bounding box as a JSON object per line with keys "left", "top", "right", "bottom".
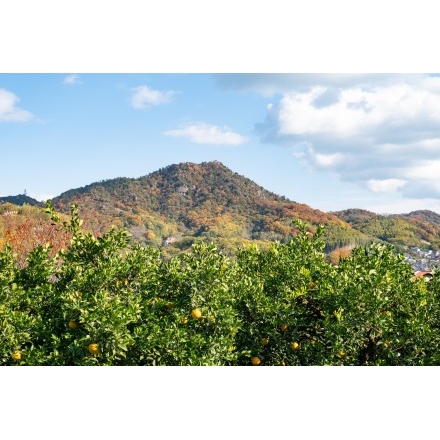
{"left": 0, "top": 202, "right": 439, "bottom": 365}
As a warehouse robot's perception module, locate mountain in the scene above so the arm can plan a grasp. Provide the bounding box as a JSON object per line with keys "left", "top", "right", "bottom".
{"left": 0, "top": 194, "right": 42, "bottom": 207}
{"left": 50, "top": 161, "right": 371, "bottom": 255}
{"left": 3, "top": 161, "right": 440, "bottom": 257}
{"left": 400, "top": 210, "right": 440, "bottom": 226}
{"left": 332, "top": 208, "right": 440, "bottom": 250}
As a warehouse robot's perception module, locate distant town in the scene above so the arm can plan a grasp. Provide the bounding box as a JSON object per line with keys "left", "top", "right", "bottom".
{"left": 404, "top": 247, "right": 440, "bottom": 271}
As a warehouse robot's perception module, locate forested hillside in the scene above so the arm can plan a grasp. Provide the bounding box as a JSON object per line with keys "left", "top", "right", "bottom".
{"left": 3, "top": 162, "right": 440, "bottom": 261}
{"left": 49, "top": 161, "right": 370, "bottom": 255}
{"left": 0, "top": 202, "right": 71, "bottom": 267}
{"left": 0, "top": 195, "right": 42, "bottom": 207}
{"left": 333, "top": 208, "right": 440, "bottom": 250}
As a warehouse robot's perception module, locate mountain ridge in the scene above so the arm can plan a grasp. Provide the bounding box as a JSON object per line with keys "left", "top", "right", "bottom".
{"left": 48, "top": 161, "right": 370, "bottom": 253}
{"left": 2, "top": 161, "right": 440, "bottom": 254}
{"left": 0, "top": 194, "right": 42, "bottom": 207}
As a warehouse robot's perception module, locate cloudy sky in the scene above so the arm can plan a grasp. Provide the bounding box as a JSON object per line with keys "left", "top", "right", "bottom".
{"left": 3, "top": 73, "right": 440, "bottom": 214}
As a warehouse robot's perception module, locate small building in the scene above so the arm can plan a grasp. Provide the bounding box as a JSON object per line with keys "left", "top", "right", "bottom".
{"left": 164, "top": 236, "right": 178, "bottom": 246}
{"left": 177, "top": 186, "right": 189, "bottom": 195}
{"left": 413, "top": 270, "right": 432, "bottom": 281}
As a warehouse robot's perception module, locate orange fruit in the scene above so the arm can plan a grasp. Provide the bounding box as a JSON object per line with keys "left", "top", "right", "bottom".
{"left": 291, "top": 341, "right": 300, "bottom": 350}
{"left": 191, "top": 308, "right": 202, "bottom": 319}
{"left": 88, "top": 343, "right": 99, "bottom": 355}
{"left": 167, "top": 302, "right": 174, "bottom": 309}
{"left": 280, "top": 324, "right": 288, "bottom": 332}
{"left": 261, "top": 338, "right": 269, "bottom": 346}
{"left": 251, "top": 356, "right": 261, "bottom": 365}
{"left": 181, "top": 316, "right": 188, "bottom": 325}
{"left": 68, "top": 320, "right": 78, "bottom": 330}
{"left": 12, "top": 350, "right": 21, "bottom": 361}
{"left": 338, "top": 349, "right": 346, "bottom": 358}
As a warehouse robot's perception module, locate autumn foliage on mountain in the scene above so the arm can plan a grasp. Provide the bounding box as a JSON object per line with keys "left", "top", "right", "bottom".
{"left": 47, "top": 161, "right": 370, "bottom": 256}
{"left": 0, "top": 203, "right": 71, "bottom": 267}
{"left": 2, "top": 161, "right": 440, "bottom": 264}
{"left": 333, "top": 208, "right": 440, "bottom": 250}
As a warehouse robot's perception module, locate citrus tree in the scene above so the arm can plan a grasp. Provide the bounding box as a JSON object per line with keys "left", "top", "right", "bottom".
{"left": 318, "top": 243, "right": 440, "bottom": 365}
{"left": 1, "top": 203, "right": 242, "bottom": 365}
{"left": 130, "top": 242, "right": 242, "bottom": 365}
{"left": 1, "top": 204, "right": 440, "bottom": 366}
{"left": 233, "top": 220, "right": 333, "bottom": 366}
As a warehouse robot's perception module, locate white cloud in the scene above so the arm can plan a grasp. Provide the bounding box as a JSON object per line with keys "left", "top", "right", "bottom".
{"left": 165, "top": 122, "right": 248, "bottom": 145}
{"left": 313, "top": 151, "right": 345, "bottom": 169}
{"left": 405, "top": 160, "right": 440, "bottom": 182}
{"left": 63, "top": 74, "right": 81, "bottom": 85}
{"left": 214, "top": 73, "right": 421, "bottom": 96}
{"left": 367, "top": 179, "right": 407, "bottom": 193}
{"left": 255, "top": 74, "right": 440, "bottom": 200}
{"left": 0, "top": 88, "right": 34, "bottom": 122}
{"left": 296, "top": 145, "right": 345, "bottom": 170}
{"left": 130, "top": 85, "right": 175, "bottom": 109}
{"left": 274, "top": 83, "right": 440, "bottom": 139}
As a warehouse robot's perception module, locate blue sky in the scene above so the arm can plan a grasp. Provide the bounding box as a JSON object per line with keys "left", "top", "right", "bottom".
{"left": 3, "top": 73, "right": 440, "bottom": 214}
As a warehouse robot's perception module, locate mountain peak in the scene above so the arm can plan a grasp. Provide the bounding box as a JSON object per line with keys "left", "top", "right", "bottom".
{"left": 50, "top": 160, "right": 363, "bottom": 252}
